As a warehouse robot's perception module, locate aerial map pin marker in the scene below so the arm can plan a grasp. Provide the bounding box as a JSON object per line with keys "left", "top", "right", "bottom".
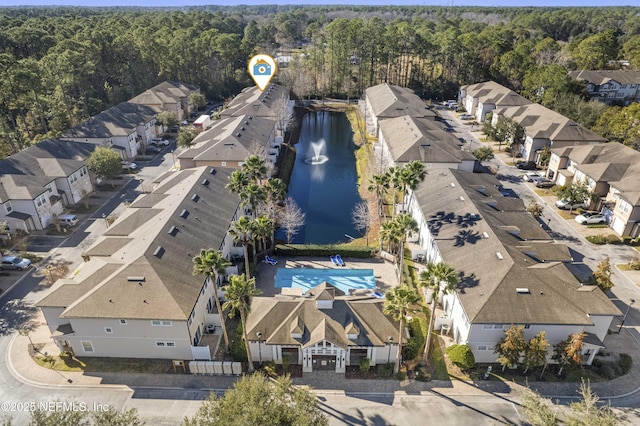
{"left": 248, "top": 54, "right": 277, "bottom": 91}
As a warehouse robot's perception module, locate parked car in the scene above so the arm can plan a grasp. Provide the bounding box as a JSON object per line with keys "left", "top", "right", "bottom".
{"left": 151, "top": 138, "right": 170, "bottom": 146}
{"left": 575, "top": 212, "right": 606, "bottom": 225}
{"left": 555, "top": 198, "right": 587, "bottom": 210}
{"left": 121, "top": 161, "right": 137, "bottom": 170}
{"left": 534, "top": 178, "right": 554, "bottom": 188}
{"left": 522, "top": 172, "right": 543, "bottom": 182}
{"left": 58, "top": 214, "right": 78, "bottom": 227}
{"left": 460, "top": 114, "right": 474, "bottom": 120}
{"left": 1, "top": 255, "right": 32, "bottom": 271}
{"left": 516, "top": 161, "right": 537, "bottom": 170}
{"left": 145, "top": 145, "right": 161, "bottom": 154}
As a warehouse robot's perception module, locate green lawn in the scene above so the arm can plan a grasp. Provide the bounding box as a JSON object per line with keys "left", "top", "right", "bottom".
{"left": 34, "top": 353, "right": 172, "bottom": 373}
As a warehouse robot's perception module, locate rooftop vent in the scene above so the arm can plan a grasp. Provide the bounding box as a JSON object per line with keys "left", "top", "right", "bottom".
{"left": 209, "top": 168, "right": 217, "bottom": 175}
{"left": 482, "top": 231, "right": 490, "bottom": 239}
{"left": 450, "top": 183, "right": 455, "bottom": 187}
{"left": 191, "top": 194, "right": 200, "bottom": 202}
{"left": 459, "top": 196, "right": 465, "bottom": 201}
{"left": 249, "top": 116, "right": 253, "bottom": 119}
{"left": 202, "top": 179, "right": 209, "bottom": 186}
{"left": 180, "top": 209, "right": 189, "bottom": 218}
{"left": 496, "top": 252, "right": 504, "bottom": 260}
{"left": 127, "top": 276, "right": 145, "bottom": 282}
{"left": 153, "top": 246, "right": 164, "bottom": 258}
{"left": 236, "top": 133, "right": 242, "bottom": 137}
{"left": 244, "top": 121, "right": 249, "bottom": 125}
{"left": 168, "top": 225, "right": 178, "bottom": 236}
{"left": 516, "top": 288, "right": 531, "bottom": 294}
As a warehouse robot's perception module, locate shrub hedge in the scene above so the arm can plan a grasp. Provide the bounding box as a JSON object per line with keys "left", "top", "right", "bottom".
{"left": 445, "top": 344, "right": 476, "bottom": 370}
{"left": 403, "top": 317, "right": 427, "bottom": 360}
{"left": 586, "top": 234, "right": 621, "bottom": 245}
{"left": 275, "top": 244, "right": 374, "bottom": 258}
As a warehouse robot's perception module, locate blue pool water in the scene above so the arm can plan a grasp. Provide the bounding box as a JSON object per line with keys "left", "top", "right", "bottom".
{"left": 275, "top": 268, "right": 376, "bottom": 294}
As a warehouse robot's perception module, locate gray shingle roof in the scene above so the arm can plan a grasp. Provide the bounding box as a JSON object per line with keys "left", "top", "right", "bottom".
{"left": 463, "top": 81, "right": 531, "bottom": 108}
{"left": 378, "top": 116, "right": 475, "bottom": 164}
{"left": 569, "top": 70, "right": 640, "bottom": 86}
{"left": 129, "top": 80, "right": 199, "bottom": 111}
{"left": 246, "top": 283, "right": 399, "bottom": 349}
{"left": 365, "top": 83, "right": 436, "bottom": 120}
{"left": 219, "top": 84, "right": 289, "bottom": 118}
{"left": 178, "top": 115, "right": 275, "bottom": 164}
{"left": 43, "top": 167, "right": 239, "bottom": 320}
{"left": 62, "top": 102, "right": 156, "bottom": 138}
{"left": 413, "top": 169, "right": 620, "bottom": 325}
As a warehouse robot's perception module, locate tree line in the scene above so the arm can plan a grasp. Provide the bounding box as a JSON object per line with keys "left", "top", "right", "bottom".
{"left": 2, "top": 6, "right": 640, "bottom": 158}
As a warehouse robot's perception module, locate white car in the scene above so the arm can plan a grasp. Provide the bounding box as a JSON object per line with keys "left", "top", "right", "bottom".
{"left": 522, "top": 172, "right": 543, "bottom": 182}
{"left": 575, "top": 212, "right": 606, "bottom": 225}
{"left": 121, "top": 161, "right": 137, "bottom": 170}
{"left": 151, "top": 138, "right": 170, "bottom": 146}
{"left": 556, "top": 198, "right": 587, "bottom": 210}
{"left": 1, "top": 255, "right": 32, "bottom": 271}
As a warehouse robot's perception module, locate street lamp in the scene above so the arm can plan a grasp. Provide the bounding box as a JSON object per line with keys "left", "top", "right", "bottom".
{"left": 617, "top": 299, "right": 636, "bottom": 333}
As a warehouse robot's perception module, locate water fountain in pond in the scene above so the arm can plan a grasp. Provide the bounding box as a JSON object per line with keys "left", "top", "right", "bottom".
{"left": 305, "top": 138, "right": 329, "bottom": 165}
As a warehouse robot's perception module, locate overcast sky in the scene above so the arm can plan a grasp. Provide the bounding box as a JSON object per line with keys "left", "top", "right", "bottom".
{"left": 2, "top": 1, "right": 636, "bottom": 7}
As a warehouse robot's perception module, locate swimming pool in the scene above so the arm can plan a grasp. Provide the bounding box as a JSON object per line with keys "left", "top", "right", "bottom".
{"left": 275, "top": 268, "right": 376, "bottom": 294}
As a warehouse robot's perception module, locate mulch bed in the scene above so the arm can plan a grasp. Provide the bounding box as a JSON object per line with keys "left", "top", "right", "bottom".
{"left": 345, "top": 365, "right": 380, "bottom": 379}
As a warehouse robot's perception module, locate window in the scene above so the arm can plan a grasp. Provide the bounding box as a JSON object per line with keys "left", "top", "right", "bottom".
{"left": 119, "top": 319, "right": 127, "bottom": 325}
{"left": 151, "top": 320, "right": 172, "bottom": 326}
{"left": 4, "top": 201, "right": 12, "bottom": 213}
{"left": 104, "top": 327, "right": 113, "bottom": 333}
{"left": 166, "top": 342, "right": 176, "bottom": 347}
{"left": 156, "top": 342, "right": 165, "bottom": 347}
{"left": 36, "top": 194, "right": 47, "bottom": 207}
{"left": 492, "top": 324, "right": 503, "bottom": 330}
{"left": 482, "top": 324, "right": 493, "bottom": 330}
{"left": 221, "top": 161, "right": 226, "bottom": 167}
{"left": 81, "top": 341, "right": 94, "bottom": 353}
{"left": 156, "top": 341, "right": 176, "bottom": 348}
{"left": 523, "top": 325, "right": 531, "bottom": 329}
{"left": 477, "top": 345, "right": 488, "bottom": 351}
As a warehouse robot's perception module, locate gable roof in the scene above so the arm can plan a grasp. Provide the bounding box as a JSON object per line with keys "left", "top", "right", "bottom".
{"left": 378, "top": 116, "right": 475, "bottom": 164}
{"left": 129, "top": 80, "right": 199, "bottom": 112}
{"left": 39, "top": 167, "right": 239, "bottom": 320}
{"left": 62, "top": 102, "right": 156, "bottom": 139}
{"left": 496, "top": 103, "right": 606, "bottom": 143}
{"left": 569, "top": 70, "right": 640, "bottom": 86}
{"left": 178, "top": 115, "right": 275, "bottom": 164}
{"left": 0, "top": 174, "right": 52, "bottom": 201}
{"left": 551, "top": 142, "right": 640, "bottom": 206}
{"left": 463, "top": 81, "right": 531, "bottom": 108}
{"left": 246, "top": 284, "right": 398, "bottom": 349}
{"left": 0, "top": 139, "right": 96, "bottom": 177}
{"left": 219, "top": 84, "right": 289, "bottom": 118}
{"left": 365, "top": 83, "right": 435, "bottom": 119}
{"left": 413, "top": 169, "right": 620, "bottom": 325}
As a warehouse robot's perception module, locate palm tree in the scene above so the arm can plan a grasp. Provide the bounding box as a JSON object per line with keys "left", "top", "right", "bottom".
{"left": 226, "top": 170, "right": 250, "bottom": 197}
{"left": 229, "top": 216, "right": 256, "bottom": 276}
{"left": 383, "top": 285, "right": 419, "bottom": 373}
{"left": 222, "top": 274, "right": 262, "bottom": 373}
{"left": 192, "top": 249, "right": 231, "bottom": 351}
{"left": 394, "top": 214, "right": 418, "bottom": 284}
{"left": 380, "top": 220, "right": 400, "bottom": 254}
{"left": 263, "top": 177, "right": 287, "bottom": 204}
{"left": 399, "top": 161, "right": 426, "bottom": 214}
{"left": 253, "top": 215, "right": 274, "bottom": 253}
{"left": 420, "top": 262, "right": 458, "bottom": 364}
{"left": 367, "top": 173, "right": 390, "bottom": 218}
{"left": 240, "top": 183, "right": 266, "bottom": 218}
{"left": 388, "top": 167, "right": 403, "bottom": 218}
{"left": 242, "top": 155, "right": 268, "bottom": 184}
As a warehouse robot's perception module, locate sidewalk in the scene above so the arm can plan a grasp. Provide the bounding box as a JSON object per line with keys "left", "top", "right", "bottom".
{"left": 8, "top": 309, "right": 640, "bottom": 400}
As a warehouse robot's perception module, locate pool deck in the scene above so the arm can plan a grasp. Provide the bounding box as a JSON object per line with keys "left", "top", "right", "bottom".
{"left": 254, "top": 255, "right": 401, "bottom": 297}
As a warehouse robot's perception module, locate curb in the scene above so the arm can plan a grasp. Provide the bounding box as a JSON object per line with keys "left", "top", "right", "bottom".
{"left": 5, "top": 333, "right": 130, "bottom": 391}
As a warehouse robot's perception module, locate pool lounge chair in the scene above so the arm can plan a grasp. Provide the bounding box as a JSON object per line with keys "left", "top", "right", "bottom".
{"left": 264, "top": 255, "right": 278, "bottom": 265}
{"left": 330, "top": 255, "right": 340, "bottom": 266}
{"left": 336, "top": 254, "right": 345, "bottom": 267}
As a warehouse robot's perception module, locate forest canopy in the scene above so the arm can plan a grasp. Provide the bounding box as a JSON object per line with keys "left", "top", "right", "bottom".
{"left": 1, "top": 5, "right": 640, "bottom": 157}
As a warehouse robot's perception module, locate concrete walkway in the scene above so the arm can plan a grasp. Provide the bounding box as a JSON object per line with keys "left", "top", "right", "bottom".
{"left": 9, "top": 309, "right": 640, "bottom": 402}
